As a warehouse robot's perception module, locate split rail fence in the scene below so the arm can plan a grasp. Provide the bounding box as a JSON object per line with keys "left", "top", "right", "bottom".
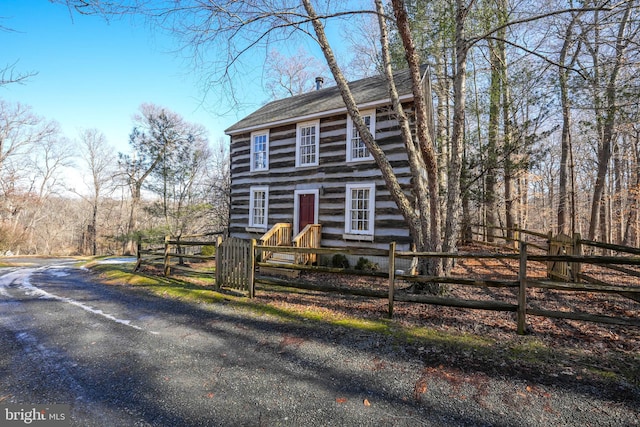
{"left": 134, "top": 233, "right": 220, "bottom": 277}
{"left": 254, "top": 240, "right": 640, "bottom": 334}
{"left": 133, "top": 230, "right": 640, "bottom": 335}
{"left": 134, "top": 232, "right": 256, "bottom": 294}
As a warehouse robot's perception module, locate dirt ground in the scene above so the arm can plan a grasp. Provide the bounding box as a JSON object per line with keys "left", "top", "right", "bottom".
{"left": 253, "top": 244, "right": 640, "bottom": 362}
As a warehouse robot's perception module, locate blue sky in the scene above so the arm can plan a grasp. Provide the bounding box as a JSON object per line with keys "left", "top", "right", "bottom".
{"left": 1, "top": 0, "right": 261, "bottom": 152}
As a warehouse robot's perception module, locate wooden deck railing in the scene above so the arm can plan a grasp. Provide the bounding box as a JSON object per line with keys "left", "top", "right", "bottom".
{"left": 259, "top": 223, "right": 292, "bottom": 261}
{"left": 292, "top": 224, "right": 322, "bottom": 264}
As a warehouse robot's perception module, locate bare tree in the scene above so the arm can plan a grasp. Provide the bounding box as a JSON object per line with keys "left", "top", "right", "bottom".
{"left": 264, "top": 48, "right": 330, "bottom": 99}
{"left": 0, "top": 101, "right": 60, "bottom": 253}
{"left": 581, "top": 1, "right": 637, "bottom": 242}
{"left": 556, "top": 8, "right": 584, "bottom": 236}
{"left": 23, "top": 130, "right": 74, "bottom": 252}
{"left": 0, "top": 20, "right": 37, "bottom": 86}
{"left": 75, "top": 128, "right": 117, "bottom": 255}
{"left": 206, "top": 138, "right": 231, "bottom": 232}
{"left": 341, "top": 12, "right": 383, "bottom": 78}
{"left": 0, "top": 60, "right": 36, "bottom": 87}
{"left": 0, "top": 101, "right": 57, "bottom": 175}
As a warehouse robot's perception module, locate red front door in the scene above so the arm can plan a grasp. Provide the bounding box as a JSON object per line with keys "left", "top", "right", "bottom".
{"left": 298, "top": 194, "right": 315, "bottom": 232}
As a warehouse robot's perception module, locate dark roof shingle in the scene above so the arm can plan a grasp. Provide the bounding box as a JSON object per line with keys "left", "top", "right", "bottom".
{"left": 225, "top": 68, "right": 417, "bottom": 134}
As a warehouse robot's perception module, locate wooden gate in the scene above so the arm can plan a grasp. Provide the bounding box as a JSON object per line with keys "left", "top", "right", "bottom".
{"left": 215, "top": 237, "right": 255, "bottom": 297}
{"left": 547, "top": 232, "right": 581, "bottom": 282}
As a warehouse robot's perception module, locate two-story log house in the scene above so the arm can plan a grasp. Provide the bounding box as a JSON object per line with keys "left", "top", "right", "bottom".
{"left": 225, "top": 68, "right": 427, "bottom": 263}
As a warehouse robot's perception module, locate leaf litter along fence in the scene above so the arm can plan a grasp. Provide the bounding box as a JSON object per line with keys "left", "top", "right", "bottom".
{"left": 255, "top": 241, "right": 640, "bottom": 335}
{"left": 134, "top": 232, "right": 640, "bottom": 335}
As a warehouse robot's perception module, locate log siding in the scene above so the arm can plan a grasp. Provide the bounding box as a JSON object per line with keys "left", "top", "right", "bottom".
{"left": 229, "top": 104, "right": 417, "bottom": 251}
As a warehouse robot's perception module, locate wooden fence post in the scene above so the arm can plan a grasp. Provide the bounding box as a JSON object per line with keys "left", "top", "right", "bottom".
{"left": 248, "top": 239, "right": 256, "bottom": 298}
{"left": 388, "top": 242, "right": 396, "bottom": 318}
{"left": 176, "top": 235, "right": 184, "bottom": 266}
{"left": 215, "top": 235, "right": 223, "bottom": 289}
{"left": 163, "top": 235, "right": 171, "bottom": 277}
{"left": 134, "top": 237, "right": 142, "bottom": 272}
{"left": 546, "top": 231, "right": 553, "bottom": 279}
{"left": 517, "top": 241, "right": 528, "bottom": 335}
{"left": 572, "top": 233, "right": 582, "bottom": 283}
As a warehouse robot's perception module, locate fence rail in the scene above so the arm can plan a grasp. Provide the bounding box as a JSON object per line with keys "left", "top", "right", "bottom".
{"left": 132, "top": 229, "right": 640, "bottom": 334}
{"left": 255, "top": 241, "right": 640, "bottom": 334}
{"left": 134, "top": 233, "right": 222, "bottom": 277}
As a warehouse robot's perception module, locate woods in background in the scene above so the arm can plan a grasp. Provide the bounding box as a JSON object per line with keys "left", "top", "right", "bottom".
{"left": 0, "top": 102, "right": 230, "bottom": 255}
{"left": 2, "top": 0, "right": 640, "bottom": 255}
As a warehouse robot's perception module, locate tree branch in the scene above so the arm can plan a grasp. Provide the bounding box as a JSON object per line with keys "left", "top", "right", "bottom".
{"left": 468, "top": 5, "right": 614, "bottom": 48}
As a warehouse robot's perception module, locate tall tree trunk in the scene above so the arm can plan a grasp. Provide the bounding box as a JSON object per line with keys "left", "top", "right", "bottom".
{"left": 588, "top": 2, "right": 632, "bottom": 241}
{"left": 443, "top": 0, "right": 470, "bottom": 271}
{"left": 390, "top": 0, "right": 442, "bottom": 248}
{"left": 557, "top": 11, "right": 582, "bottom": 236}
{"left": 612, "top": 139, "right": 624, "bottom": 244}
{"left": 519, "top": 169, "right": 530, "bottom": 231}
{"left": 485, "top": 38, "right": 501, "bottom": 243}
{"left": 435, "top": 35, "right": 450, "bottom": 236}
{"left": 501, "top": 45, "right": 515, "bottom": 244}
{"left": 126, "top": 182, "right": 141, "bottom": 255}
{"left": 91, "top": 200, "right": 98, "bottom": 255}
{"left": 303, "top": 0, "right": 443, "bottom": 291}
{"left": 624, "top": 129, "right": 640, "bottom": 246}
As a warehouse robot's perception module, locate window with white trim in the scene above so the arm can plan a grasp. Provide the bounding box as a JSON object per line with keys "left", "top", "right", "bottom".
{"left": 249, "top": 186, "right": 269, "bottom": 229}
{"left": 296, "top": 120, "right": 319, "bottom": 167}
{"left": 250, "top": 130, "right": 269, "bottom": 171}
{"left": 346, "top": 111, "right": 375, "bottom": 162}
{"left": 344, "top": 183, "right": 375, "bottom": 236}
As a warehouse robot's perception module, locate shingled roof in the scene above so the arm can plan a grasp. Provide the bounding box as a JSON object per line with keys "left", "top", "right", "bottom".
{"left": 225, "top": 68, "right": 419, "bottom": 135}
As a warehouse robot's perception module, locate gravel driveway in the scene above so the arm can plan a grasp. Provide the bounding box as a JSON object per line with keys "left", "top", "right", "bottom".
{"left": 0, "top": 260, "right": 638, "bottom": 426}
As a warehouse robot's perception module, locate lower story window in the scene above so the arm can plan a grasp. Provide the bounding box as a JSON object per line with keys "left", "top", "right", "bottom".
{"left": 345, "top": 183, "right": 375, "bottom": 236}
{"left": 249, "top": 186, "right": 269, "bottom": 229}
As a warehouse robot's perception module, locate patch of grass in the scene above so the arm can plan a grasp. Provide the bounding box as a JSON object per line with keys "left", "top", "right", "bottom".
{"left": 88, "top": 263, "right": 498, "bottom": 349}
{"left": 406, "top": 325, "right": 497, "bottom": 350}
{"left": 0, "top": 260, "right": 39, "bottom": 268}
{"left": 84, "top": 262, "right": 640, "bottom": 388}
{"left": 156, "top": 286, "right": 227, "bottom": 304}
{"left": 90, "top": 263, "right": 159, "bottom": 286}
{"left": 507, "top": 338, "right": 553, "bottom": 363}
{"left": 88, "top": 262, "right": 230, "bottom": 304}
{"left": 587, "top": 367, "right": 620, "bottom": 381}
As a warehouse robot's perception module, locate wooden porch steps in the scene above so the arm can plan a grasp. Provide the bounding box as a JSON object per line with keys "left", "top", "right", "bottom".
{"left": 259, "top": 252, "right": 300, "bottom": 278}
{"left": 269, "top": 252, "right": 295, "bottom": 263}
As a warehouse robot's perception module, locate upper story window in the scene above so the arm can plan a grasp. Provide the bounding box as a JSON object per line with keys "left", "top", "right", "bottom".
{"left": 250, "top": 130, "right": 269, "bottom": 171}
{"left": 344, "top": 183, "right": 375, "bottom": 239}
{"left": 249, "top": 186, "right": 269, "bottom": 229}
{"left": 346, "top": 110, "right": 375, "bottom": 162}
{"left": 296, "top": 120, "right": 320, "bottom": 167}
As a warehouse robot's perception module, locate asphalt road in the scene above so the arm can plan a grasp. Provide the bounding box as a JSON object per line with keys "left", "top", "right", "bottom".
{"left": 0, "top": 259, "right": 430, "bottom": 426}
{"left": 0, "top": 259, "right": 638, "bottom": 426}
